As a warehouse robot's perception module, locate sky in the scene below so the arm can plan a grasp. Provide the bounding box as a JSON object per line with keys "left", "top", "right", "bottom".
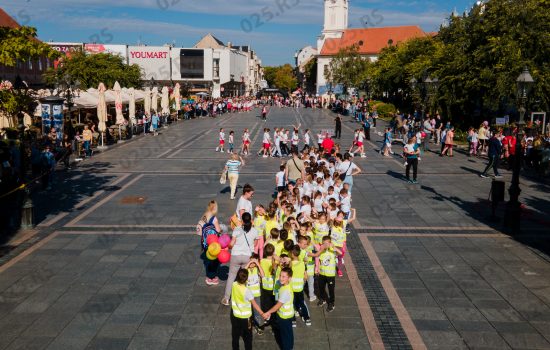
{"left": 1, "top": 0, "right": 476, "bottom": 66}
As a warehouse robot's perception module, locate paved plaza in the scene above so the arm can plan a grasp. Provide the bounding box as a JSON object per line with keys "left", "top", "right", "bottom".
{"left": 1, "top": 107, "right": 550, "bottom": 350}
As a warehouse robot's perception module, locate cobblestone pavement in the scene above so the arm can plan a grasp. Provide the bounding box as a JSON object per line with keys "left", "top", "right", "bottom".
{"left": 0, "top": 106, "right": 549, "bottom": 349}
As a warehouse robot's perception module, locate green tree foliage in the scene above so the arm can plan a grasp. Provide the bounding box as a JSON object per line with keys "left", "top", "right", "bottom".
{"left": 304, "top": 58, "right": 317, "bottom": 92}
{"left": 0, "top": 26, "right": 59, "bottom": 67}
{"left": 263, "top": 64, "right": 298, "bottom": 91}
{"left": 326, "top": 45, "right": 370, "bottom": 93}
{"left": 43, "top": 51, "right": 143, "bottom": 89}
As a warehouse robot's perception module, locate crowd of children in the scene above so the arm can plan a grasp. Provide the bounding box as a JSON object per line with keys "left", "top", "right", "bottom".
{"left": 228, "top": 153, "right": 357, "bottom": 350}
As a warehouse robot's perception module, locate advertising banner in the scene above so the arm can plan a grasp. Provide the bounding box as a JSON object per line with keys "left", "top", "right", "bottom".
{"left": 128, "top": 46, "right": 171, "bottom": 80}
{"left": 41, "top": 103, "right": 64, "bottom": 136}
{"left": 85, "top": 44, "right": 127, "bottom": 61}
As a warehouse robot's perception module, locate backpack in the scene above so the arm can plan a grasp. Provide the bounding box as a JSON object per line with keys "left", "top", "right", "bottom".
{"left": 199, "top": 216, "right": 219, "bottom": 250}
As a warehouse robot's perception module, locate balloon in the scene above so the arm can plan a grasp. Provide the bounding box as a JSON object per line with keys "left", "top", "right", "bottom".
{"left": 218, "top": 249, "right": 231, "bottom": 264}
{"left": 206, "top": 250, "right": 217, "bottom": 260}
{"left": 218, "top": 234, "right": 231, "bottom": 249}
{"left": 206, "top": 235, "right": 219, "bottom": 246}
{"left": 208, "top": 242, "right": 221, "bottom": 256}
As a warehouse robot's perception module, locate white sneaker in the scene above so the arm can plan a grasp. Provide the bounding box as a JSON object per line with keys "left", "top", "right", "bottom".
{"left": 361, "top": 154, "right": 366, "bottom": 158}
{"left": 263, "top": 155, "right": 268, "bottom": 158}
{"left": 309, "top": 296, "right": 317, "bottom": 302}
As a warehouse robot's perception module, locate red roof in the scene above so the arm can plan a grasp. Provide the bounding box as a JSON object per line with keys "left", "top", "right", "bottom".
{"left": 0, "top": 8, "right": 21, "bottom": 29}
{"left": 320, "top": 26, "right": 428, "bottom": 56}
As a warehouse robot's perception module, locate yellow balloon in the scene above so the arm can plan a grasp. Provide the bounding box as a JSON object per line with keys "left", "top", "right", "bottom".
{"left": 208, "top": 242, "right": 221, "bottom": 256}
{"left": 206, "top": 251, "right": 217, "bottom": 260}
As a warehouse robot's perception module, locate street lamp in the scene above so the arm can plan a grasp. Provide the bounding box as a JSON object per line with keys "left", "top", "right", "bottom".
{"left": 423, "top": 75, "right": 439, "bottom": 116}
{"left": 504, "top": 66, "right": 535, "bottom": 234}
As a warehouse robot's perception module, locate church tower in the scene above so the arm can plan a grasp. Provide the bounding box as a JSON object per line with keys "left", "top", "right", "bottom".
{"left": 323, "top": 0, "right": 348, "bottom": 36}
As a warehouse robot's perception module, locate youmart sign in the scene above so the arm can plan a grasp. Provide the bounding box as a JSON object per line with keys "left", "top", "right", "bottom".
{"left": 128, "top": 46, "right": 171, "bottom": 80}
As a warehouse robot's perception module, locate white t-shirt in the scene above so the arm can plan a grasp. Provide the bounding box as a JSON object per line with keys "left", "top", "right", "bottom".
{"left": 231, "top": 227, "right": 259, "bottom": 256}
{"left": 276, "top": 283, "right": 292, "bottom": 304}
{"left": 314, "top": 198, "right": 324, "bottom": 212}
{"left": 338, "top": 161, "right": 358, "bottom": 177}
{"left": 236, "top": 196, "right": 253, "bottom": 219}
{"left": 276, "top": 171, "right": 285, "bottom": 186}
{"left": 243, "top": 132, "right": 250, "bottom": 142}
{"left": 292, "top": 134, "right": 299, "bottom": 145}
{"left": 340, "top": 196, "right": 351, "bottom": 213}
{"left": 263, "top": 132, "right": 270, "bottom": 144}
{"left": 300, "top": 204, "right": 312, "bottom": 216}
{"left": 219, "top": 132, "right": 225, "bottom": 141}
{"left": 357, "top": 132, "right": 365, "bottom": 143}
{"left": 304, "top": 133, "right": 310, "bottom": 145}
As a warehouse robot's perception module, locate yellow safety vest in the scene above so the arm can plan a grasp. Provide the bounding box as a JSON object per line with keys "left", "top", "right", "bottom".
{"left": 264, "top": 219, "right": 279, "bottom": 240}
{"left": 306, "top": 245, "right": 315, "bottom": 275}
{"left": 260, "top": 258, "right": 274, "bottom": 291}
{"left": 291, "top": 260, "right": 305, "bottom": 292}
{"left": 313, "top": 223, "right": 330, "bottom": 245}
{"left": 275, "top": 241, "right": 285, "bottom": 256}
{"left": 319, "top": 249, "right": 336, "bottom": 277}
{"left": 274, "top": 283, "right": 294, "bottom": 319}
{"left": 254, "top": 216, "right": 266, "bottom": 236}
{"left": 331, "top": 226, "right": 346, "bottom": 248}
{"left": 247, "top": 267, "right": 261, "bottom": 297}
{"left": 231, "top": 282, "right": 252, "bottom": 319}
{"left": 298, "top": 249, "right": 306, "bottom": 263}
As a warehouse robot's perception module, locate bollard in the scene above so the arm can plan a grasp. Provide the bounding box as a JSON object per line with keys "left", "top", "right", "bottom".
{"left": 20, "top": 188, "right": 34, "bottom": 229}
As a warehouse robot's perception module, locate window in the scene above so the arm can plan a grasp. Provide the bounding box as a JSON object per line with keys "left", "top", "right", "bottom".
{"left": 38, "top": 59, "right": 43, "bottom": 71}
{"left": 180, "top": 49, "right": 204, "bottom": 79}
{"left": 213, "top": 59, "right": 220, "bottom": 78}
{"left": 28, "top": 60, "right": 33, "bottom": 70}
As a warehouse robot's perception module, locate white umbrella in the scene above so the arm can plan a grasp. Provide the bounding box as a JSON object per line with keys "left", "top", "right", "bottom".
{"left": 23, "top": 112, "right": 32, "bottom": 130}
{"left": 144, "top": 87, "right": 151, "bottom": 115}
{"left": 97, "top": 82, "right": 107, "bottom": 148}
{"left": 129, "top": 88, "right": 136, "bottom": 126}
{"left": 173, "top": 83, "right": 181, "bottom": 112}
{"left": 151, "top": 87, "right": 158, "bottom": 113}
{"left": 114, "top": 81, "right": 125, "bottom": 125}
{"left": 161, "top": 86, "right": 170, "bottom": 115}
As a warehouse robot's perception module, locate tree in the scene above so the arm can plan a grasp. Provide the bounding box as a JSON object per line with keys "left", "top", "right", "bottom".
{"left": 263, "top": 66, "right": 279, "bottom": 88}
{"left": 0, "top": 26, "right": 59, "bottom": 67}
{"left": 43, "top": 51, "right": 143, "bottom": 89}
{"left": 368, "top": 0, "right": 550, "bottom": 126}
{"left": 273, "top": 64, "right": 298, "bottom": 92}
{"left": 326, "top": 45, "right": 370, "bottom": 93}
{"left": 0, "top": 26, "right": 59, "bottom": 116}
{"left": 303, "top": 58, "right": 317, "bottom": 93}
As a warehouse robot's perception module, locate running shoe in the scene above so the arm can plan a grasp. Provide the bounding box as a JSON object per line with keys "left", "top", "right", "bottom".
{"left": 327, "top": 304, "right": 335, "bottom": 313}
{"left": 480, "top": 174, "right": 489, "bottom": 178}
{"left": 337, "top": 270, "right": 344, "bottom": 277}
{"left": 412, "top": 180, "right": 418, "bottom": 184}
{"left": 317, "top": 300, "right": 326, "bottom": 307}
{"left": 254, "top": 325, "right": 264, "bottom": 335}
{"left": 309, "top": 296, "right": 317, "bottom": 302}
{"left": 292, "top": 320, "right": 297, "bottom": 328}
{"left": 221, "top": 298, "right": 230, "bottom": 306}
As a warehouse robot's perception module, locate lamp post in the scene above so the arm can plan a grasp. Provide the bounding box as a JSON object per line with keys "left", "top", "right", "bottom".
{"left": 423, "top": 75, "right": 439, "bottom": 117}
{"left": 504, "top": 67, "right": 535, "bottom": 234}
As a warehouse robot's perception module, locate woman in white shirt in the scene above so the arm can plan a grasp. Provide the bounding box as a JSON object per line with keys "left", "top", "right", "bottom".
{"left": 222, "top": 212, "right": 259, "bottom": 305}
{"left": 337, "top": 153, "right": 362, "bottom": 194}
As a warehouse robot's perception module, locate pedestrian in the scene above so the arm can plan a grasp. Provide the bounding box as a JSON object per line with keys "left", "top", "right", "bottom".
{"left": 41, "top": 145, "right": 56, "bottom": 190}
{"left": 468, "top": 127, "right": 479, "bottom": 157}
{"left": 225, "top": 153, "right": 245, "bottom": 200}
{"left": 302, "top": 129, "right": 311, "bottom": 152}
{"left": 198, "top": 201, "right": 222, "bottom": 285}
{"left": 82, "top": 125, "right": 93, "bottom": 158}
{"left": 262, "top": 105, "right": 268, "bottom": 121}
{"left": 242, "top": 129, "right": 251, "bottom": 155}
{"left": 337, "top": 153, "right": 361, "bottom": 194}
{"left": 216, "top": 128, "right": 226, "bottom": 153}
{"left": 404, "top": 136, "right": 420, "bottom": 183}
{"left": 441, "top": 127, "right": 454, "bottom": 157}
{"left": 223, "top": 212, "right": 260, "bottom": 306}
{"left": 285, "top": 150, "right": 305, "bottom": 184}
{"left": 230, "top": 268, "right": 265, "bottom": 350}
{"left": 264, "top": 267, "right": 295, "bottom": 350}
{"left": 229, "top": 131, "right": 235, "bottom": 153}
{"left": 334, "top": 115, "right": 342, "bottom": 139}
{"left": 478, "top": 122, "right": 489, "bottom": 155}
{"left": 480, "top": 129, "right": 503, "bottom": 178}
{"left": 422, "top": 116, "right": 434, "bottom": 152}
{"left": 316, "top": 236, "right": 341, "bottom": 313}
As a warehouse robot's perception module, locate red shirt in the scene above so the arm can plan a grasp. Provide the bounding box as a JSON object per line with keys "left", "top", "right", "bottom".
{"left": 321, "top": 138, "right": 334, "bottom": 154}
{"left": 503, "top": 135, "right": 516, "bottom": 155}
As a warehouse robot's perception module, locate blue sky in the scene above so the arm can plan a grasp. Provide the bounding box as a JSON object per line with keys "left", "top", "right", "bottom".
{"left": 1, "top": 0, "right": 475, "bottom": 66}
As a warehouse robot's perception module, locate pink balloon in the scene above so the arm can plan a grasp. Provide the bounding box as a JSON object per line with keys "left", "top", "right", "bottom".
{"left": 218, "top": 234, "right": 231, "bottom": 249}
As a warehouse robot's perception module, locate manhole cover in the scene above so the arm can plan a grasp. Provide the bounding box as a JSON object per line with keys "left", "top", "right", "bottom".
{"left": 119, "top": 196, "right": 146, "bottom": 204}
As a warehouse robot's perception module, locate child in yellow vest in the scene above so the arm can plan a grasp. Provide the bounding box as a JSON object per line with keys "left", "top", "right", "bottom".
{"left": 312, "top": 213, "right": 330, "bottom": 273}
{"left": 332, "top": 209, "right": 356, "bottom": 277}
{"left": 297, "top": 235, "right": 317, "bottom": 302}
{"left": 265, "top": 227, "right": 279, "bottom": 248}
{"left": 230, "top": 268, "right": 266, "bottom": 349}
{"left": 290, "top": 245, "right": 311, "bottom": 326}
{"left": 260, "top": 244, "right": 276, "bottom": 319}
{"left": 315, "top": 236, "right": 342, "bottom": 313}
{"left": 264, "top": 267, "right": 295, "bottom": 350}
{"left": 246, "top": 254, "right": 266, "bottom": 335}
{"left": 253, "top": 205, "right": 267, "bottom": 259}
